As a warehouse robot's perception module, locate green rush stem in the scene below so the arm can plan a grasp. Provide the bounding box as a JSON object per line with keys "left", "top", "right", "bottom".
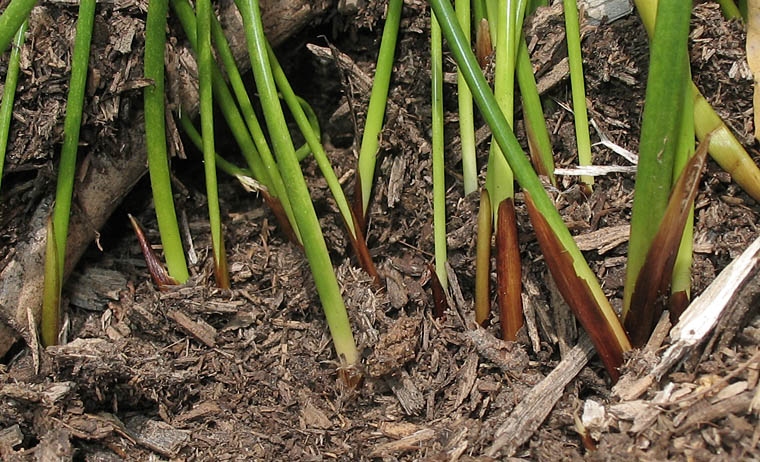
{"left": 145, "top": 0, "right": 189, "bottom": 282}
{"left": 357, "top": 0, "right": 403, "bottom": 216}
{"left": 52, "top": 0, "right": 97, "bottom": 279}
{"left": 456, "top": 0, "right": 478, "bottom": 195}
{"left": 238, "top": 0, "right": 359, "bottom": 367}
{"left": 0, "top": 20, "right": 27, "bottom": 192}
{"left": 485, "top": 0, "right": 515, "bottom": 228}
{"left": 717, "top": 0, "right": 743, "bottom": 20}
{"left": 429, "top": 0, "right": 631, "bottom": 350}
{"left": 0, "top": 0, "right": 35, "bottom": 55}
{"left": 431, "top": 10, "right": 448, "bottom": 290}
{"left": 170, "top": 0, "right": 273, "bottom": 193}
{"left": 517, "top": 35, "right": 556, "bottom": 185}
{"left": 563, "top": 0, "right": 593, "bottom": 189}
{"left": 473, "top": 0, "right": 487, "bottom": 25}
{"left": 266, "top": 43, "right": 356, "bottom": 238}
{"left": 196, "top": 0, "right": 229, "bottom": 287}
{"left": 623, "top": 0, "right": 691, "bottom": 319}
{"left": 485, "top": 0, "right": 498, "bottom": 43}
{"left": 671, "top": 69, "right": 696, "bottom": 300}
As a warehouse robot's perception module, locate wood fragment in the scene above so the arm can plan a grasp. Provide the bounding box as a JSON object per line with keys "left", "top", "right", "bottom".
{"left": 654, "top": 234, "right": 760, "bottom": 380}
{"left": 464, "top": 327, "right": 529, "bottom": 374}
{"left": 369, "top": 428, "right": 436, "bottom": 457}
{"left": 167, "top": 310, "right": 217, "bottom": 348}
{"left": 486, "top": 335, "right": 595, "bottom": 457}
{"left": 0, "top": 425, "right": 23, "bottom": 449}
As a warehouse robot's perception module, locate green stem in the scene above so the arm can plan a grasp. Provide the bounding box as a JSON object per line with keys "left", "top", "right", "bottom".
{"left": 717, "top": 0, "right": 743, "bottom": 20}
{"left": 238, "top": 0, "right": 359, "bottom": 368}
{"left": 485, "top": 0, "right": 515, "bottom": 226}
{"left": 456, "top": 0, "right": 478, "bottom": 194}
{"left": 267, "top": 44, "right": 356, "bottom": 238}
{"left": 0, "top": 0, "right": 35, "bottom": 55}
{"left": 197, "top": 0, "right": 229, "bottom": 288}
{"left": 0, "top": 20, "right": 27, "bottom": 192}
{"left": 43, "top": 0, "right": 97, "bottom": 346}
{"left": 563, "top": 0, "right": 593, "bottom": 190}
{"left": 623, "top": 0, "right": 691, "bottom": 320}
{"left": 145, "top": 0, "right": 189, "bottom": 283}
{"left": 671, "top": 69, "right": 696, "bottom": 302}
{"left": 357, "top": 0, "right": 403, "bottom": 215}
{"left": 517, "top": 35, "right": 556, "bottom": 185}
{"left": 431, "top": 10, "right": 448, "bottom": 290}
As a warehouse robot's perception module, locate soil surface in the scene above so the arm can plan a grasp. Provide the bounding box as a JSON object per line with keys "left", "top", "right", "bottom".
{"left": 2, "top": 1, "right": 760, "bottom": 461}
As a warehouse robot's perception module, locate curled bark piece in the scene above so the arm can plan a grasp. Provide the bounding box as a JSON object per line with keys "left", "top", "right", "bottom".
{"left": 0, "top": 0, "right": 335, "bottom": 356}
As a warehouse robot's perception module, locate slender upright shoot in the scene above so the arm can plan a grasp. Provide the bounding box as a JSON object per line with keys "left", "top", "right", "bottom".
{"left": 563, "top": 0, "right": 594, "bottom": 191}
{"left": 455, "top": 0, "right": 477, "bottom": 194}
{"left": 42, "top": 0, "right": 97, "bottom": 346}
{"left": 144, "top": 0, "right": 189, "bottom": 283}
{"left": 196, "top": 0, "right": 229, "bottom": 288}
{"left": 0, "top": 20, "right": 27, "bottom": 192}
{"left": 238, "top": 0, "right": 359, "bottom": 377}
{"left": 357, "top": 0, "right": 403, "bottom": 219}
{"left": 431, "top": 10, "right": 448, "bottom": 290}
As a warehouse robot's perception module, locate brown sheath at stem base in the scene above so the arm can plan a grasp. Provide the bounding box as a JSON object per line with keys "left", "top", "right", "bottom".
{"left": 496, "top": 198, "right": 523, "bottom": 341}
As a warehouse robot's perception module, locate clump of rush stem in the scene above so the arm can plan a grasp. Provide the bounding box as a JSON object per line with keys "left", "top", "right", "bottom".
{"left": 236, "top": 0, "right": 360, "bottom": 385}
{"left": 430, "top": 0, "right": 631, "bottom": 380}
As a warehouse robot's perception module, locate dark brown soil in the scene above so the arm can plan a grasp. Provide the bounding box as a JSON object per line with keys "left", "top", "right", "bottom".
{"left": 2, "top": 1, "right": 760, "bottom": 461}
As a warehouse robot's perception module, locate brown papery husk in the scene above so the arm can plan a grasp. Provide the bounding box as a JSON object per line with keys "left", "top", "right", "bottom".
{"left": 343, "top": 211, "right": 381, "bottom": 288}
{"left": 625, "top": 135, "right": 710, "bottom": 347}
{"left": 128, "top": 214, "right": 179, "bottom": 290}
{"left": 428, "top": 263, "right": 448, "bottom": 319}
{"left": 496, "top": 198, "right": 523, "bottom": 341}
{"left": 351, "top": 168, "right": 368, "bottom": 236}
{"left": 475, "top": 190, "right": 493, "bottom": 326}
{"left": 476, "top": 18, "right": 493, "bottom": 69}
{"left": 213, "top": 239, "right": 231, "bottom": 289}
{"left": 524, "top": 192, "right": 625, "bottom": 382}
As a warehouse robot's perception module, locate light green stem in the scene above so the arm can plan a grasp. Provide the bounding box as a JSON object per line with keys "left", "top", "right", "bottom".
{"left": 238, "top": 0, "right": 358, "bottom": 367}
{"left": 456, "top": 0, "right": 477, "bottom": 194}
{"left": 563, "top": 0, "right": 593, "bottom": 189}
{"left": 357, "top": 0, "right": 403, "bottom": 215}
{"left": 197, "top": 0, "right": 228, "bottom": 286}
{"left": 0, "top": 20, "right": 27, "bottom": 192}
{"left": 145, "top": 0, "right": 189, "bottom": 282}
{"left": 431, "top": 10, "right": 448, "bottom": 290}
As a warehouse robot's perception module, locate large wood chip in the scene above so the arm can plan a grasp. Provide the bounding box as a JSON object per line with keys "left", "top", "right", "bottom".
{"left": 486, "top": 335, "right": 595, "bottom": 457}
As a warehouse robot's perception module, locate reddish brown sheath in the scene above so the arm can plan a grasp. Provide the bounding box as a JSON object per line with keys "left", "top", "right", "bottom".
{"left": 496, "top": 198, "right": 523, "bottom": 341}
